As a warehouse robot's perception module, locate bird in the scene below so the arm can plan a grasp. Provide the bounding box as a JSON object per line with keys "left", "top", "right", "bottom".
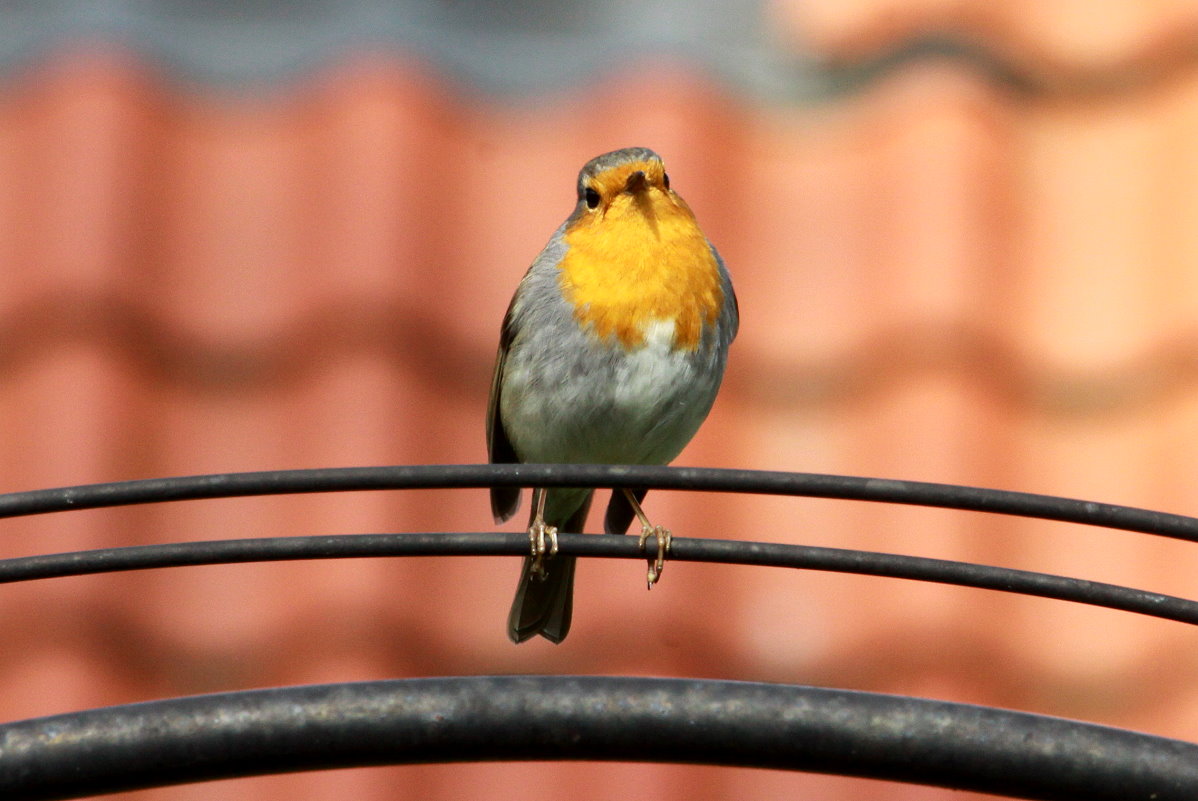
{"left": 486, "top": 147, "right": 738, "bottom": 644}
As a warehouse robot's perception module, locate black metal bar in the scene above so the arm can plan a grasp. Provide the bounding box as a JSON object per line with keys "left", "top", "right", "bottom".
{"left": 0, "top": 533, "right": 1195, "bottom": 625}
{"left": 1, "top": 676, "right": 1195, "bottom": 801}
{"left": 0, "top": 465, "right": 1196, "bottom": 543}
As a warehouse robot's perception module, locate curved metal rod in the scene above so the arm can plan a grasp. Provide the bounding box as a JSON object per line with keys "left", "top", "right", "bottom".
{"left": 1, "top": 676, "right": 1195, "bottom": 801}
{"left": 0, "top": 532, "right": 1195, "bottom": 625}
{"left": 0, "top": 464, "right": 1196, "bottom": 543}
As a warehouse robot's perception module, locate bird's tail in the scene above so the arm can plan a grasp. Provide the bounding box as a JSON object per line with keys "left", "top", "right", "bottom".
{"left": 507, "top": 492, "right": 593, "bottom": 644}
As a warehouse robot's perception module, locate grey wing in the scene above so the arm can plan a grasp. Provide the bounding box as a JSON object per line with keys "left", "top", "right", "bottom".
{"left": 712, "top": 244, "right": 739, "bottom": 343}
{"left": 487, "top": 295, "right": 522, "bottom": 523}
{"left": 490, "top": 226, "right": 574, "bottom": 523}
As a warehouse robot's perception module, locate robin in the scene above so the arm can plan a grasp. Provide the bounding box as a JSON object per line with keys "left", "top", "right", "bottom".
{"left": 487, "top": 147, "right": 738, "bottom": 644}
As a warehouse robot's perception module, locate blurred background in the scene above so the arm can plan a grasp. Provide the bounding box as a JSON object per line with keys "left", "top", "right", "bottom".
{"left": 2, "top": 1, "right": 1198, "bottom": 798}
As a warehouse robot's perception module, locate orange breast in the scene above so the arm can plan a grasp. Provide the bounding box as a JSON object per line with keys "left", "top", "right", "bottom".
{"left": 557, "top": 188, "right": 723, "bottom": 351}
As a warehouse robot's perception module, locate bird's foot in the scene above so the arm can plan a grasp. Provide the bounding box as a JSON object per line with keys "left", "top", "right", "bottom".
{"left": 638, "top": 524, "right": 672, "bottom": 588}
{"left": 528, "top": 517, "right": 559, "bottom": 581}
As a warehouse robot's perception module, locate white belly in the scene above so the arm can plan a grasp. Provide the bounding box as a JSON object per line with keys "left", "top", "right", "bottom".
{"left": 501, "top": 319, "right": 723, "bottom": 466}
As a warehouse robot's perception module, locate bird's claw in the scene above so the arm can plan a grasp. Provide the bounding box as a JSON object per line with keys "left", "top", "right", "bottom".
{"left": 528, "top": 518, "right": 559, "bottom": 581}
{"left": 638, "top": 524, "right": 672, "bottom": 588}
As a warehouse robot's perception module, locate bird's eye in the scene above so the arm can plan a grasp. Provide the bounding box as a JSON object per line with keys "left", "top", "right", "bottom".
{"left": 584, "top": 187, "right": 601, "bottom": 209}
{"left": 663, "top": 172, "right": 670, "bottom": 190}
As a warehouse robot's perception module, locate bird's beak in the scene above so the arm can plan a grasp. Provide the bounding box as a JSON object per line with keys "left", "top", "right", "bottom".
{"left": 623, "top": 170, "right": 648, "bottom": 195}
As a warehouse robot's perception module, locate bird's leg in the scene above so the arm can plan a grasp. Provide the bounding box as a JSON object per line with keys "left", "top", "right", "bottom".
{"left": 527, "top": 488, "right": 558, "bottom": 581}
{"left": 624, "top": 489, "right": 671, "bottom": 587}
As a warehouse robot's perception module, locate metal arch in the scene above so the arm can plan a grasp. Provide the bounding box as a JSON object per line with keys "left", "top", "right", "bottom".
{"left": 3, "top": 465, "right": 1198, "bottom": 798}
{"left": 1, "top": 676, "right": 1196, "bottom": 801}
{"left": 0, "top": 532, "right": 1196, "bottom": 626}
{"left": 0, "top": 464, "right": 1196, "bottom": 542}
{"left": 2, "top": 463, "right": 1197, "bottom": 624}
